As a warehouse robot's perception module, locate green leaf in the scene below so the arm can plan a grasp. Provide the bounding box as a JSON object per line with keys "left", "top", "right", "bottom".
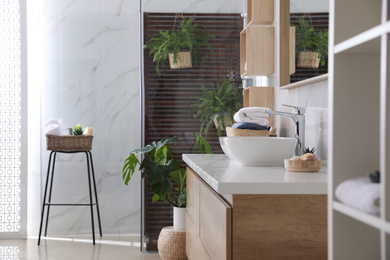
{"left": 194, "top": 133, "right": 212, "bottom": 154}
{"left": 152, "top": 194, "right": 161, "bottom": 203}
{"left": 122, "top": 153, "right": 139, "bottom": 185}
{"left": 151, "top": 179, "right": 173, "bottom": 198}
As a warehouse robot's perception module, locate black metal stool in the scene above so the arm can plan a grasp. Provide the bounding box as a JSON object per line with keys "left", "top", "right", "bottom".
{"left": 38, "top": 150, "right": 102, "bottom": 245}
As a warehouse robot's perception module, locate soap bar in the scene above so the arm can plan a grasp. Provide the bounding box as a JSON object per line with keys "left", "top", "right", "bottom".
{"left": 83, "top": 127, "right": 93, "bottom": 136}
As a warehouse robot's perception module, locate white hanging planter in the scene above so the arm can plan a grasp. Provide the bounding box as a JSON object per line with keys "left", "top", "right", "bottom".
{"left": 173, "top": 207, "right": 186, "bottom": 230}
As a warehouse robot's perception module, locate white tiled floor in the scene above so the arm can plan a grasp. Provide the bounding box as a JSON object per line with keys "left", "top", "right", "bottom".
{"left": 0, "top": 235, "right": 162, "bottom": 260}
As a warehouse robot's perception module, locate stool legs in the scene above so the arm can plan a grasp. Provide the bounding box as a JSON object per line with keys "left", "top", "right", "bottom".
{"left": 38, "top": 151, "right": 55, "bottom": 246}
{"left": 87, "top": 151, "right": 102, "bottom": 237}
{"left": 38, "top": 151, "right": 102, "bottom": 245}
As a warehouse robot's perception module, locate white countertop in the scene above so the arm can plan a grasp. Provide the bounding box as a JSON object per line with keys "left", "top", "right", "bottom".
{"left": 183, "top": 154, "right": 328, "bottom": 195}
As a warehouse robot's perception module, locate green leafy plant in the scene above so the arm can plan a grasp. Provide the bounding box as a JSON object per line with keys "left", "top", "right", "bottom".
{"left": 122, "top": 136, "right": 186, "bottom": 207}
{"left": 73, "top": 124, "right": 83, "bottom": 135}
{"left": 193, "top": 133, "right": 212, "bottom": 154}
{"left": 144, "top": 17, "right": 213, "bottom": 75}
{"left": 190, "top": 78, "right": 243, "bottom": 136}
{"left": 295, "top": 18, "right": 328, "bottom": 67}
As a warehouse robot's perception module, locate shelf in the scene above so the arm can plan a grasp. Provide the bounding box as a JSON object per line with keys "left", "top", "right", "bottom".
{"left": 242, "top": 25, "right": 274, "bottom": 76}
{"left": 333, "top": 201, "right": 390, "bottom": 233}
{"left": 334, "top": 0, "right": 382, "bottom": 45}
{"left": 333, "top": 209, "right": 381, "bottom": 259}
{"left": 280, "top": 73, "right": 328, "bottom": 90}
{"left": 246, "top": 0, "right": 274, "bottom": 25}
{"left": 334, "top": 22, "right": 390, "bottom": 54}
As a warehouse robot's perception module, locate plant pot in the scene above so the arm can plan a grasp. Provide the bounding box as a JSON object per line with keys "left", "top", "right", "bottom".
{"left": 297, "top": 51, "right": 320, "bottom": 68}
{"left": 169, "top": 51, "right": 193, "bottom": 69}
{"left": 213, "top": 114, "right": 233, "bottom": 131}
{"left": 173, "top": 207, "right": 186, "bottom": 230}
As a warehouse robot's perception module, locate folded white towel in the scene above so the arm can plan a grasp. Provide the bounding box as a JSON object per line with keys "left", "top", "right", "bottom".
{"left": 335, "top": 176, "right": 380, "bottom": 215}
{"left": 44, "top": 118, "right": 65, "bottom": 136}
{"left": 234, "top": 107, "right": 270, "bottom": 126}
{"left": 44, "top": 124, "right": 62, "bottom": 136}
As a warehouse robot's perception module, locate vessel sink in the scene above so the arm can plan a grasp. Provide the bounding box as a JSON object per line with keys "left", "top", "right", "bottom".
{"left": 219, "top": 136, "right": 297, "bottom": 166}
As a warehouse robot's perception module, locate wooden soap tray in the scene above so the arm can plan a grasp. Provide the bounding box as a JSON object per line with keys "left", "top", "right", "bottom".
{"left": 284, "top": 159, "right": 322, "bottom": 172}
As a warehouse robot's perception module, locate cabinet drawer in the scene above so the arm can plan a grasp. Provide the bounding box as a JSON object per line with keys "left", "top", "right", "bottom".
{"left": 186, "top": 167, "right": 199, "bottom": 230}
{"left": 186, "top": 212, "right": 210, "bottom": 260}
{"left": 199, "top": 179, "right": 232, "bottom": 260}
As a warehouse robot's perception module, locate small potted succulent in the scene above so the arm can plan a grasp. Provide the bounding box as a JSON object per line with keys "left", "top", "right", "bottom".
{"left": 295, "top": 18, "right": 328, "bottom": 68}
{"left": 144, "top": 17, "right": 213, "bottom": 75}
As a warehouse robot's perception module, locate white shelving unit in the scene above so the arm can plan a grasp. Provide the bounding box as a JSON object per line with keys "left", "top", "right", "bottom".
{"left": 329, "top": 0, "right": 390, "bottom": 259}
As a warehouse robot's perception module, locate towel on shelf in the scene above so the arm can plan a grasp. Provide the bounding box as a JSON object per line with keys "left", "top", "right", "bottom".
{"left": 335, "top": 176, "right": 380, "bottom": 215}
{"left": 234, "top": 107, "right": 270, "bottom": 126}
{"left": 232, "top": 122, "right": 269, "bottom": 130}
{"left": 44, "top": 118, "right": 65, "bottom": 136}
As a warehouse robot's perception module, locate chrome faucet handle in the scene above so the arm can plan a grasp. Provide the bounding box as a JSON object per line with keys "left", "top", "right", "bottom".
{"left": 282, "top": 104, "right": 306, "bottom": 114}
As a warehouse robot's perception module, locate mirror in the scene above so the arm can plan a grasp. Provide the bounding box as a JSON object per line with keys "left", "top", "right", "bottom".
{"left": 288, "top": 0, "right": 329, "bottom": 85}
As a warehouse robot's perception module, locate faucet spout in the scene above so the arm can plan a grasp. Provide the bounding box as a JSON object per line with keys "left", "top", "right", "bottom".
{"left": 266, "top": 105, "right": 305, "bottom": 156}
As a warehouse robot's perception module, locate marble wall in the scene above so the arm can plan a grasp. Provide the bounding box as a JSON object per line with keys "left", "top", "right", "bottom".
{"left": 28, "top": 0, "right": 142, "bottom": 236}
{"left": 279, "top": 79, "right": 328, "bottom": 163}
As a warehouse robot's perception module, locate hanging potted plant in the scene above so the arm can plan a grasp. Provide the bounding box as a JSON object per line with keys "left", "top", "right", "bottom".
{"left": 144, "top": 17, "right": 213, "bottom": 75}
{"left": 295, "top": 18, "right": 328, "bottom": 68}
{"left": 189, "top": 78, "right": 243, "bottom": 136}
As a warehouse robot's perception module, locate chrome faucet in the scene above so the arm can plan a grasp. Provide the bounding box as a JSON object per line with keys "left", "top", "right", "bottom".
{"left": 266, "top": 104, "right": 306, "bottom": 156}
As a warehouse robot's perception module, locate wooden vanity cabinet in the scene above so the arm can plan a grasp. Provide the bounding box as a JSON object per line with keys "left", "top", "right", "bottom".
{"left": 186, "top": 167, "right": 232, "bottom": 260}
{"left": 186, "top": 167, "right": 327, "bottom": 260}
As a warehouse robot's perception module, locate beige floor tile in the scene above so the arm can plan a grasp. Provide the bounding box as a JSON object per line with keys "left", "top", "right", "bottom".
{"left": 0, "top": 235, "right": 162, "bottom": 260}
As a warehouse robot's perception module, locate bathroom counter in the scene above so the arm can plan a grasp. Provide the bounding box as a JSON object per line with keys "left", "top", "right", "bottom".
{"left": 182, "top": 154, "right": 327, "bottom": 195}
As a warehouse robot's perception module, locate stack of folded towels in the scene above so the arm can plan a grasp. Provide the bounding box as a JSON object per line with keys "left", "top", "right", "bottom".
{"left": 44, "top": 118, "right": 65, "bottom": 136}
{"left": 335, "top": 176, "right": 380, "bottom": 215}
{"left": 232, "top": 107, "right": 270, "bottom": 131}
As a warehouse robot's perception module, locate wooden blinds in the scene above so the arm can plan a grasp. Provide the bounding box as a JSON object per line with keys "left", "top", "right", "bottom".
{"left": 143, "top": 12, "right": 242, "bottom": 251}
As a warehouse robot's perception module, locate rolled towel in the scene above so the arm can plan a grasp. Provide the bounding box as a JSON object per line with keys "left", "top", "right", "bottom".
{"left": 232, "top": 122, "right": 269, "bottom": 130}
{"left": 234, "top": 107, "right": 270, "bottom": 126}
{"left": 44, "top": 118, "right": 65, "bottom": 135}
{"left": 335, "top": 176, "right": 380, "bottom": 215}
{"left": 45, "top": 118, "right": 60, "bottom": 128}
{"left": 44, "top": 124, "right": 61, "bottom": 136}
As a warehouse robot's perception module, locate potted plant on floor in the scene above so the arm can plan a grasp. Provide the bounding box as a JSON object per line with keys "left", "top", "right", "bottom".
{"left": 295, "top": 18, "right": 328, "bottom": 68}
{"left": 189, "top": 78, "right": 243, "bottom": 136}
{"left": 144, "top": 17, "right": 213, "bottom": 75}
{"left": 122, "top": 136, "right": 186, "bottom": 230}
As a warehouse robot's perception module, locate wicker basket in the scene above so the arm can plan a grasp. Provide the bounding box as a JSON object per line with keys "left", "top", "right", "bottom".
{"left": 169, "top": 51, "right": 192, "bottom": 69}
{"left": 297, "top": 51, "right": 320, "bottom": 68}
{"left": 46, "top": 135, "right": 93, "bottom": 151}
{"left": 226, "top": 127, "right": 270, "bottom": 137}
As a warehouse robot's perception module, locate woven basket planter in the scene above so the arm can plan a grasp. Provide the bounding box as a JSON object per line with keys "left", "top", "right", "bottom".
{"left": 213, "top": 114, "right": 233, "bottom": 131}
{"left": 297, "top": 51, "right": 320, "bottom": 68}
{"left": 158, "top": 226, "right": 187, "bottom": 260}
{"left": 46, "top": 135, "right": 93, "bottom": 151}
{"left": 169, "top": 51, "right": 192, "bottom": 69}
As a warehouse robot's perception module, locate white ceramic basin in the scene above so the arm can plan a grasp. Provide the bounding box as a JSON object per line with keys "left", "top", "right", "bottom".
{"left": 219, "top": 136, "right": 297, "bottom": 166}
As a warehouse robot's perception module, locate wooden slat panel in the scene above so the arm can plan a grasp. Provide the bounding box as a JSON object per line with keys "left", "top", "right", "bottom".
{"left": 144, "top": 12, "right": 242, "bottom": 251}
